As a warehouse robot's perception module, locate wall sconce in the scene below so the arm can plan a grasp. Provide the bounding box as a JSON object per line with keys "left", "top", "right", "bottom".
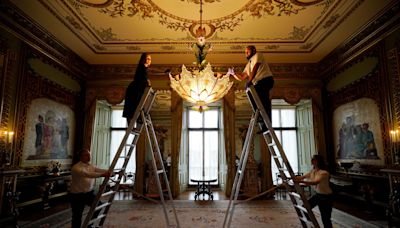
{"left": 390, "top": 129, "right": 400, "bottom": 164}
{"left": 1, "top": 130, "right": 14, "bottom": 166}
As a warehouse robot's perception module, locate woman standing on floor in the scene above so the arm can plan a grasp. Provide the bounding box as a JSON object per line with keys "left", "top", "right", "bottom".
{"left": 123, "top": 53, "right": 152, "bottom": 124}
{"left": 294, "top": 154, "right": 333, "bottom": 228}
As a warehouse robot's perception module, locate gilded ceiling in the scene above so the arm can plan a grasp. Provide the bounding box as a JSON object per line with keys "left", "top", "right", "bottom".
{"left": 9, "top": 0, "right": 394, "bottom": 64}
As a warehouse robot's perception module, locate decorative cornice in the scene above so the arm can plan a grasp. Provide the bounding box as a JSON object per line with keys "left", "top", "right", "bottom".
{"left": 26, "top": 46, "right": 85, "bottom": 88}
{"left": 0, "top": 0, "right": 89, "bottom": 79}
{"left": 88, "top": 62, "right": 320, "bottom": 80}
{"left": 319, "top": 0, "right": 400, "bottom": 81}
{"left": 327, "top": 68, "right": 380, "bottom": 111}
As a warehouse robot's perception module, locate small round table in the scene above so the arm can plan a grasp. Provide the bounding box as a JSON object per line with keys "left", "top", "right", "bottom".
{"left": 190, "top": 178, "right": 217, "bottom": 200}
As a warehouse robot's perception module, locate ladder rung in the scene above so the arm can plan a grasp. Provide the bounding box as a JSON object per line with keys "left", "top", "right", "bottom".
{"left": 294, "top": 204, "right": 308, "bottom": 213}
{"left": 157, "top": 169, "right": 164, "bottom": 174}
{"left": 299, "top": 216, "right": 313, "bottom": 224}
{"left": 114, "top": 168, "right": 125, "bottom": 171}
{"left": 125, "top": 143, "right": 136, "bottom": 147}
{"left": 95, "top": 202, "right": 112, "bottom": 211}
{"left": 272, "top": 155, "right": 281, "bottom": 158}
{"left": 289, "top": 192, "right": 301, "bottom": 199}
{"left": 268, "top": 142, "right": 276, "bottom": 147}
{"left": 101, "top": 190, "right": 116, "bottom": 197}
{"left": 89, "top": 214, "right": 106, "bottom": 224}
{"left": 119, "top": 155, "right": 130, "bottom": 159}
{"left": 131, "top": 130, "right": 141, "bottom": 135}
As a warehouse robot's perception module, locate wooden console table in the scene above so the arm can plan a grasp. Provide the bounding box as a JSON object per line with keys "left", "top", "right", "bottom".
{"left": 190, "top": 178, "right": 217, "bottom": 200}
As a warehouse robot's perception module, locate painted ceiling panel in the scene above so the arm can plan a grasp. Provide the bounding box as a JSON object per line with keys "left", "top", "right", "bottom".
{"left": 8, "top": 0, "right": 395, "bottom": 64}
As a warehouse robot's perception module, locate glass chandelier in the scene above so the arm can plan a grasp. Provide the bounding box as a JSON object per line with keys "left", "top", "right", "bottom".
{"left": 169, "top": 0, "right": 233, "bottom": 110}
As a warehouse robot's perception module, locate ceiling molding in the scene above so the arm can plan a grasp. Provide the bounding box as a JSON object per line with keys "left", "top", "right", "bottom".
{"left": 319, "top": 0, "right": 400, "bottom": 79}
{"left": 0, "top": 0, "right": 89, "bottom": 78}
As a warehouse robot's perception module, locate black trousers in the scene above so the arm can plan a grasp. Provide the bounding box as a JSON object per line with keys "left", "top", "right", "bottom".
{"left": 248, "top": 77, "right": 274, "bottom": 130}
{"left": 70, "top": 191, "right": 100, "bottom": 228}
{"left": 308, "top": 193, "right": 333, "bottom": 228}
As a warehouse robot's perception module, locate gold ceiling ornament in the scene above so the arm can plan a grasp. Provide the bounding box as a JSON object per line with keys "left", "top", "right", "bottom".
{"left": 96, "top": 0, "right": 329, "bottom": 38}
{"left": 169, "top": 0, "right": 233, "bottom": 110}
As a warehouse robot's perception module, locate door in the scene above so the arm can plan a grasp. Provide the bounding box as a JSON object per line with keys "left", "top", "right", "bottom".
{"left": 90, "top": 100, "right": 111, "bottom": 190}
{"left": 296, "top": 100, "right": 315, "bottom": 174}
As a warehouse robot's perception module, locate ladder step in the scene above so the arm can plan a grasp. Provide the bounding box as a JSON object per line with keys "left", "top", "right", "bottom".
{"left": 157, "top": 169, "right": 164, "bottom": 174}
{"left": 125, "top": 143, "right": 136, "bottom": 147}
{"left": 95, "top": 202, "right": 112, "bottom": 211}
{"left": 89, "top": 214, "right": 107, "bottom": 224}
{"left": 268, "top": 142, "right": 276, "bottom": 147}
{"left": 101, "top": 190, "right": 117, "bottom": 197}
{"left": 299, "top": 216, "right": 313, "bottom": 225}
{"left": 289, "top": 192, "right": 301, "bottom": 199}
{"left": 131, "top": 129, "right": 141, "bottom": 135}
{"left": 294, "top": 204, "right": 308, "bottom": 213}
{"left": 119, "top": 155, "right": 130, "bottom": 159}
{"left": 114, "top": 168, "right": 126, "bottom": 172}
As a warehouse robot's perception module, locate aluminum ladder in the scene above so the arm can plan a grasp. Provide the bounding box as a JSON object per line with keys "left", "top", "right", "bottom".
{"left": 223, "top": 85, "right": 320, "bottom": 228}
{"left": 82, "top": 87, "right": 180, "bottom": 228}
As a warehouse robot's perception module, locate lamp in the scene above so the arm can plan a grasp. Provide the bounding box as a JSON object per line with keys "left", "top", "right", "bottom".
{"left": 1, "top": 130, "right": 14, "bottom": 166}
{"left": 390, "top": 128, "right": 400, "bottom": 164}
{"left": 169, "top": 0, "right": 233, "bottom": 110}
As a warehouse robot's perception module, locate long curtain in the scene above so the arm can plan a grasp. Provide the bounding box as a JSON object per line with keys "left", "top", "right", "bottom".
{"left": 222, "top": 89, "right": 236, "bottom": 196}
{"left": 171, "top": 91, "right": 183, "bottom": 197}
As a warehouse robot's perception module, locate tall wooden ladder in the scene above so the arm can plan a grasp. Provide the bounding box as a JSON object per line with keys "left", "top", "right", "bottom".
{"left": 223, "top": 85, "right": 320, "bottom": 228}
{"left": 82, "top": 87, "right": 180, "bottom": 228}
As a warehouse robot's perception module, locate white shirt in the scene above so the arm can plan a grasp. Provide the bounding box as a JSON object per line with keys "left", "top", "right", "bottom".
{"left": 243, "top": 52, "right": 273, "bottom": 85}
{"left": 304, "top": 169, "right": 333, "bottom": 195}
{"left": 70, "top": 161, "right": 107, "bottom": 193}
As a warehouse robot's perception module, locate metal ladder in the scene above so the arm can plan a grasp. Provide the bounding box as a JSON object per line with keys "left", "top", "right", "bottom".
{"left": 82, "top": 87, "right": 180, "bottom": 228}
{"left": 223, "top": 85, "right": 320, "bottom": 228}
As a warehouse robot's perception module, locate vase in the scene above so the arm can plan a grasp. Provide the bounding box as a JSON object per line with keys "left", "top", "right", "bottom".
{"left": 51, "top": 168, "right": 60, "bottom": 176}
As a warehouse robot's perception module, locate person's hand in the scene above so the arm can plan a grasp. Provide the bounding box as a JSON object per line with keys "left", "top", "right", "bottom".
{"left": 292, "top": 176, "right": 303, "bottom": 182}
{"left": 102, "top": 170, "right": 112, "bottom": 177}
{"left": 245, "top": 81, "right": 252, "bottom": 88}
{"left": 227, "top": 67, "right": 235, "bottom": 76}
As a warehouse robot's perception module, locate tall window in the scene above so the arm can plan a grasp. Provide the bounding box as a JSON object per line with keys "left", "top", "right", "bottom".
{"left": 271, "top": 106, "right": 298, "bottom": 183}
{"left": 188, "top": 108, "right": 219, "bottom": 184}
{"left": 110, "top": 108, "right": 136, "bottom": 178}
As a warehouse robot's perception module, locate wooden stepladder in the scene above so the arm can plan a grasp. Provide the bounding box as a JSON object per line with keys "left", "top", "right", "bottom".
{"left": 223, "top": 85, "right": 320, "bottom": 228}
{"left": 82, "top": 87, "right": 180, "bottom": 228}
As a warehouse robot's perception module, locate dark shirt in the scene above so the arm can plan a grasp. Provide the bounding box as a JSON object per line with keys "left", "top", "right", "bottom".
{"left": 122, "top": 64, "right": 149, "bottom": 120}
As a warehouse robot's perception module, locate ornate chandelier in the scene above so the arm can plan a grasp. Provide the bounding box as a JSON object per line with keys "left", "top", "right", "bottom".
{"left": 169, "top": 0, "right": 233, "bottom": 109}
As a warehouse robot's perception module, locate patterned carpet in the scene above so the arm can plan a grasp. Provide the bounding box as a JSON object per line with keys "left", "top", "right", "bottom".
{"left": 21, "top": 200, "right": 380, "bottom": 228}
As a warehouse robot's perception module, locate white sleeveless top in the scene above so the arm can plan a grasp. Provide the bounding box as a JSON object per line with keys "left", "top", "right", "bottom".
{"left": 307, "top": 169, "right": 332, "bottom": 195}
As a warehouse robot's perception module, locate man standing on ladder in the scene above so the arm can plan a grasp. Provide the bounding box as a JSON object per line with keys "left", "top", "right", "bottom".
{"left": 229, "top": 45, "right": 274, "bottom": 133}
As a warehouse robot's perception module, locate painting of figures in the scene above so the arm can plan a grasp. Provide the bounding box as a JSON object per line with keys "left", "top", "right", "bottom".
{"left": 333, "top": 98, "right": 383, "bottom": 164}
{"left": 22, "top": 98, "right": 75, "bottom": 166}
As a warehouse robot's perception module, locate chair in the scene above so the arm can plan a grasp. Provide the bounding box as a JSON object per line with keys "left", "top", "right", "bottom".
{"left": 108, "top": 172, "right": 135, "bottom": 199}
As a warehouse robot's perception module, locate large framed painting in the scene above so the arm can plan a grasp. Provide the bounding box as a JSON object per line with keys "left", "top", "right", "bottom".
{"left": 333, "top": 97, "right": 383, "bottom": 165}
{"left": 22, "top": 98, "right": 75, "bottom": 167}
